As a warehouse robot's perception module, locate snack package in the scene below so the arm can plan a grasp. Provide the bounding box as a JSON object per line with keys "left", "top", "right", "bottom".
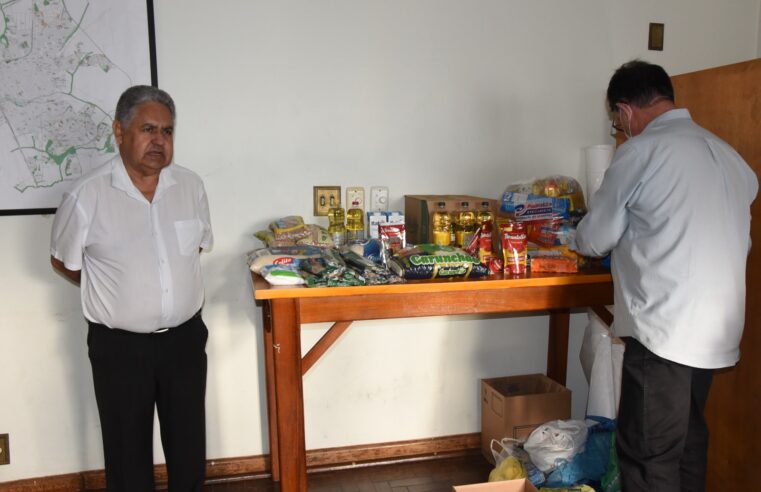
{"left": 269, "top": 215, "right": 312, "bottom": 242}
{"left": 254, "top": 229, "right": 296, "bottom": 248}
{"left": 389, "top": 244, "right": 489, "bottom": 280}
{"left": 500, "top": 221, "right": 528, "bottom": 276}
{"left": 297, "top": 224, "right": 334, "bottom": 247}
{"left": 301, "top": 248, "right": 367, "bottom": 287}
{"left": 247, "top": 245, "right": 323, "bottom": 274}
{"left": 379, "top": 223, "right": 407, "bottom": 266}
{"left": 339, "top": 248, "right": 404, "bottom": 285}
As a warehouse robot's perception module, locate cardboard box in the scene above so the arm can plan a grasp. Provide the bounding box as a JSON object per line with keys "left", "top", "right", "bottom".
{"left": 453, "top": 478, "right": 539, "bottom": 492}
{"left": 405, "top": 195, "right": 499, "bottom": 245}
{"left": 481, "top": 374, "right": 571, "bottom": 464}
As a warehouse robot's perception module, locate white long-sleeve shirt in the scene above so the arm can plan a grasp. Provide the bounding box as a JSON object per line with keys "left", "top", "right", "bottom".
{"left": 575, "top": 109, "right": 757, "bottom": 368}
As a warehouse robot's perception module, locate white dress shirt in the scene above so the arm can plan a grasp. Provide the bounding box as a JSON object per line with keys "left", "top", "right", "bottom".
{"left": 51, "top": 156, "right": 213, "bottom": 333}
{"left": 575, "top": 109, "right": 757, "bottom": 368}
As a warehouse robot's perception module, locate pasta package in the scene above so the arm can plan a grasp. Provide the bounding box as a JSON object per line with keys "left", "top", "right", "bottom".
{"left": 389, "top": 244, "right": 489, "bottom": 280}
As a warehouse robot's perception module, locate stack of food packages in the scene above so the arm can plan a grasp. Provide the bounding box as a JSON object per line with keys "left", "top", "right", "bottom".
{"left": 494, "top": 175, "right": 587, "bottom": 274}
{"left": 248, "top": 176, "right": 588, "bottom": 287}
{"left": 248, "top": 214, "right": 495, "bottom": 286}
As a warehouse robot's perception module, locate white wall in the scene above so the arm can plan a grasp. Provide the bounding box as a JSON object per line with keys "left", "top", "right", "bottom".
{"left": 2, "top": 0, "right": 759, "bottom": 483}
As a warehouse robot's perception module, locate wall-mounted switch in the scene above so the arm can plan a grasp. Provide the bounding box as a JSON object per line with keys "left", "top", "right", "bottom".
{"left": 369, "top": 186, "right": 389, "bottom": 211}
{"left": 313, "top": 186, "right": 341, "bottom": 216}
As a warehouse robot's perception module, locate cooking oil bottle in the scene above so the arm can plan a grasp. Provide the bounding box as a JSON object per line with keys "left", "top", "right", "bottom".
{"left": 431, "top": 201, "right": 451, "bottom": 246}
{"left": 454, "top": 201, "right": 475, "bottom": 248}
{"left": 476, "top": 201, "right": 493, "bottom": 227}
{"left": 328, "top": 206, "right": 346, "bottom": 247}
{"left": 346, "top": 207, "right": 365, "bottom": 243}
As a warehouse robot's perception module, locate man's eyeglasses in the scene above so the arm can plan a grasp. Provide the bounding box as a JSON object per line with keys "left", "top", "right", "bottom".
{"left": 610, "top": 112, "right": 624, "bottom": 137}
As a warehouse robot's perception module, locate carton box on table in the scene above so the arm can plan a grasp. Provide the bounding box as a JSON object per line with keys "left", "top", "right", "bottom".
{"left": 404, "top": 195, "right": 499, "bottom": 245}
{"left": 481, "top": 373, "right": 571, "bottom": 464}
{"left": 453, "top": 478, "right": 539, "bottom": 492}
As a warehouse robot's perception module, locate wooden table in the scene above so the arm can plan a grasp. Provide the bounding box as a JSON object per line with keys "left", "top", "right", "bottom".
{"left": 251, "top": 270, "right": 613, "bottom": 491}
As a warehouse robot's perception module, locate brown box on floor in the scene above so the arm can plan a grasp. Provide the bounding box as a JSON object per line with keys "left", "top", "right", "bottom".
{"left": 480, "top": 373, "right": 571, "bottom": 464}
{"left": 405, "top": 195, "right": 499, "bottom": 245}
{"left": 453, "top": 477, "right": 539, "bottom": 492}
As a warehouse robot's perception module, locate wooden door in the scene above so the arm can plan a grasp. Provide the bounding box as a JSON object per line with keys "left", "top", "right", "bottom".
{"left": 671, "top": 59, "right": 761, "bottom": 490}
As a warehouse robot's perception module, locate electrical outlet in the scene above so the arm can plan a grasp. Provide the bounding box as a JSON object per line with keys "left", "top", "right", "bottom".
{"left": 0, "top": 433, "right": 9, "bottom": 465}
{"left": 313, "top": 186, "right": 341, "bottom": 216}
{"left": 346, "top": 186, "right": 365, "bottom": 210}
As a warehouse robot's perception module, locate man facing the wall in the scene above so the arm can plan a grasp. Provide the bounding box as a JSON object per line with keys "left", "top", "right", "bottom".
{"left": 574, "top": 60, "right": 757, "bottom": 492}
{"left": 50, "top": 85, "right": 213, "bottom": 491}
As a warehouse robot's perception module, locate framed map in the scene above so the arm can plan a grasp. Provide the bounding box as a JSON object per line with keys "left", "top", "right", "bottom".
{"left": 0, "top": 0, "right": 157, "bottom": 215}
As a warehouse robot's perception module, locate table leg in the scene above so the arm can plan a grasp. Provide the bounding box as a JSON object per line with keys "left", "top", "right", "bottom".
{"left": 270, "top": 298, "right": 308, "bottom": 491}
{"left": 547, "top": 308, "right": 570, "bottom": 385}
{"left": 262, "top": 301, "right": 279, "bottom": 481}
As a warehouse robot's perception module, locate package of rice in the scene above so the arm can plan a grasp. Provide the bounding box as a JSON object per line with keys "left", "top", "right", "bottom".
{"left": 389, "top": 244, "right": 489, "bottom": 280}
{"left": 260, "top": 264, "right": 305, "bottom": 285}
{"left": 247, "top": 245, "right": 323, "bottom": 274}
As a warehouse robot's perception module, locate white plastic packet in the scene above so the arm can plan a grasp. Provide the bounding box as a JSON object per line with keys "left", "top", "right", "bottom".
{"left": 524, "top": 419, "right": 588, "bottom": 473}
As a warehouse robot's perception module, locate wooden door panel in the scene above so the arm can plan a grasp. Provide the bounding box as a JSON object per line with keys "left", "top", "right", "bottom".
{"left": 671, "top": 58, "right": 761, "bottom": 489}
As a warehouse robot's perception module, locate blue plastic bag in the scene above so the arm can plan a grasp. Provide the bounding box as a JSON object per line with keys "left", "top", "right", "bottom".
{"left": 544, "top": 417, "right": 615, "bottom": 488}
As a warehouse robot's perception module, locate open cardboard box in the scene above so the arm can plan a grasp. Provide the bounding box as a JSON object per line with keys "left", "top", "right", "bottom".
{"left": 481, "top": 374, "right": 571, "bottom": 464}
{"left": 453, "top": 477, "right": 539, "bottom": 492}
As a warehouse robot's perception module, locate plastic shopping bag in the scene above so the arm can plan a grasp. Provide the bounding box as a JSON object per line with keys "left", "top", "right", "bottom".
{"left": 579, "top": 308, "right": 624, "bottom": 420}
{"left": 524, "top": 420, "right": 588, "bottom": 473}
{"left": 490, "top": 438, "right": 545, "bottom": 486}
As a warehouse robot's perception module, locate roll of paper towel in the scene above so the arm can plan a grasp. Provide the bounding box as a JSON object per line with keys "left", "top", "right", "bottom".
{"left": 585, "top": 144, "right": 614, "bottom": 200}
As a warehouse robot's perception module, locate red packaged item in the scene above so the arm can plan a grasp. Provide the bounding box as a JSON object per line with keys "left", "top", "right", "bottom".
{"left": 500, "top": 221, "right": 527, "bottom": 276}
{"left": 530, "top": 256, "right": 578, "bottom": 273}
{"left": 379, "top": 223, "right": 406, "bottom": 265}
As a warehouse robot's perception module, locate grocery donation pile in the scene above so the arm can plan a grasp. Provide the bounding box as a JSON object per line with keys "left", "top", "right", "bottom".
{"left": 486, "top": 417, "right": 620, "bottom": 492}
{"left": 248, "top": 176, "right": 599, "bottom": 287}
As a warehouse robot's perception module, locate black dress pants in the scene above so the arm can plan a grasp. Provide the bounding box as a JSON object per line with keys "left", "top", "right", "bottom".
{"left": 617, "top": 337, "right": 713, "bottom": 492}
{"left": 88, "top": 315, "right": 208, "bottom": 492}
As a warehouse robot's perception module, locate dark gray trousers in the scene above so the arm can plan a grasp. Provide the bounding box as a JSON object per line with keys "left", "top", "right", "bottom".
{"left": 617, "top": 337, "right": 713, "bottom": 492}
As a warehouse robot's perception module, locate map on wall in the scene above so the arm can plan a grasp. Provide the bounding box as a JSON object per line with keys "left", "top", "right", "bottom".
{"left": 0, "top": 0, "right": 155, "bottom": 215}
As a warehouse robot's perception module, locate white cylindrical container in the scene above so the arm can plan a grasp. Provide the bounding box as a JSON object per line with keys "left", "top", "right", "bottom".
{"left": 584, "top": 144, "right": 614, "bottom": 200}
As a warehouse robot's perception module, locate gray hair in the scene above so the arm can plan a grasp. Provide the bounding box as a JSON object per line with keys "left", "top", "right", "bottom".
{"left": 114, "top": 85, "right": 176, "bottom": 127}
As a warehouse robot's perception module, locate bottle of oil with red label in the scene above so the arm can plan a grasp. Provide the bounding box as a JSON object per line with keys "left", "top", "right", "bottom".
{"left": 432, "top": 201, "right": 452, "bottom": 246}
{"left": 454, "top": 201, "right": 475, "bottom": 248}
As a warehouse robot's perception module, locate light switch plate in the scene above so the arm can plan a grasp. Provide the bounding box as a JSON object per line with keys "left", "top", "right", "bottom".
{"left": 369, "top": 186, "right": 389, "bottom": 211}
{"left": 313, "top": 186, "right": 341, "bottom": 216}
{"left": 346, "top": 186, "right": 365, "bottom": 210}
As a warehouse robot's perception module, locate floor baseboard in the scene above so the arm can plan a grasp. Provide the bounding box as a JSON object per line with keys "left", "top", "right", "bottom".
{"left": 0, "top": 432, "right": 481, "bottom": 491}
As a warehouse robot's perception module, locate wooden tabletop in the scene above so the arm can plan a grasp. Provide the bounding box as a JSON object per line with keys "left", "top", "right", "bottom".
{"left": 252, "top": 268, "right": 613, "bottom": 300}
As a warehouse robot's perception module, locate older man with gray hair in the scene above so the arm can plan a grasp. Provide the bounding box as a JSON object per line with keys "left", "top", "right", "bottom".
{"left": 50, "top": 85, "right": 213, "bottom": 491}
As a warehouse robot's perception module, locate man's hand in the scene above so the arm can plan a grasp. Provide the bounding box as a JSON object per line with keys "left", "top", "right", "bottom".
{"left": 51, "top": 256, "right": 81, "bottom": 285}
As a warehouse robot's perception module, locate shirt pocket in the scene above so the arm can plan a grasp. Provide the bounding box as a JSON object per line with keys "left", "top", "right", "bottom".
{"left": 174, "top": 219, "right": 204, "bottom": 256}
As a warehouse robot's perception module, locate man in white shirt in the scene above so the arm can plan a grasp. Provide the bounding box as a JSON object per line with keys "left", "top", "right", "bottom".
{"left": 50, "top": 85, "right": 213, "bottom": 491}
{"left": 575, "top": 61, "right": 757, "bottom": 492}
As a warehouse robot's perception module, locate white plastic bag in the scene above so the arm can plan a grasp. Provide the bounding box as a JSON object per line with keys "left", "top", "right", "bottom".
{"left": 579, "top": 308, "right": 624, "bottom": 419}
{"left": 524, "top": 419, "right": 588, "bottom": 473}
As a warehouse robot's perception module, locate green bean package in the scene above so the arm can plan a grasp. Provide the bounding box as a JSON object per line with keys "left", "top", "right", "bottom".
{"left": 389, "top": 244, "right": 489, "bottom": 280}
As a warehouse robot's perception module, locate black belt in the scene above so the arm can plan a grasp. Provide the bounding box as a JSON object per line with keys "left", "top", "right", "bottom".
{"left": 152, "top": 309, "right": 202, "bottom": 334}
